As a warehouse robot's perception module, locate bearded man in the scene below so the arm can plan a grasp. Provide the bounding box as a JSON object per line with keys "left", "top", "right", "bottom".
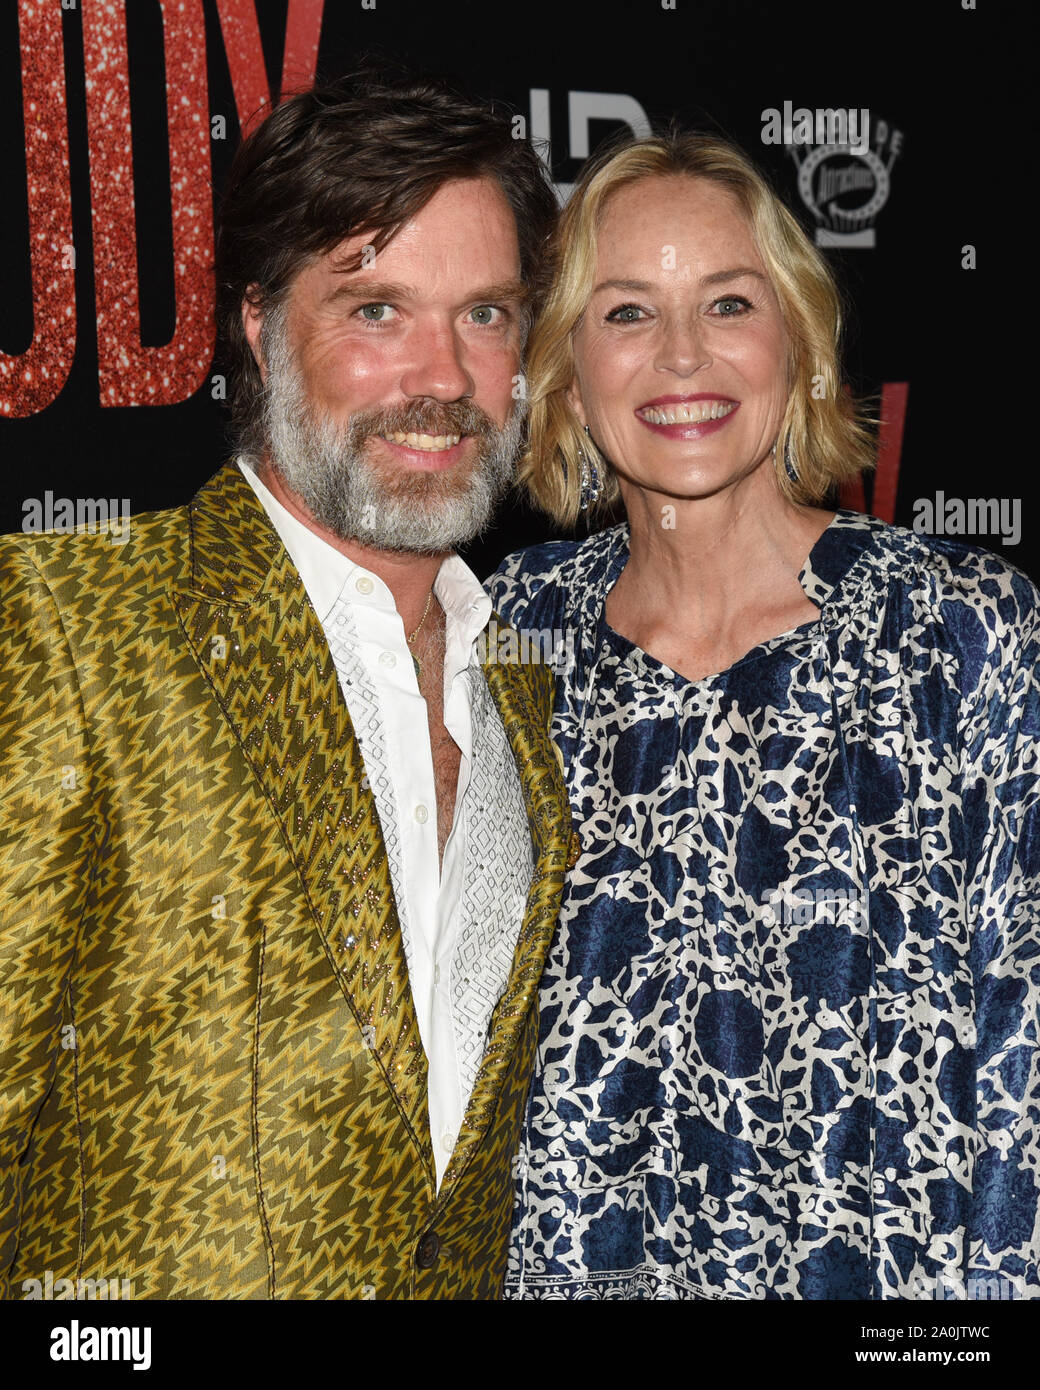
{"left": 0, "top": 66, "right": 570, "bottom": 1300}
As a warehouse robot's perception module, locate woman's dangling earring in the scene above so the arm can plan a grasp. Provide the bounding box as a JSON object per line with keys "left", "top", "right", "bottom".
{"left": 783, "top": 437, "right": 798, "bottom": 482}
{"left": 773, "top": 436, "right": 798, "bottom": 483}
{"left": 578, "top": 424, "right": 602, "bottom": 511}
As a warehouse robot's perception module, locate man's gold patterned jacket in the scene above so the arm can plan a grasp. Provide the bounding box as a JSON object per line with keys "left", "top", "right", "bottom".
{"left": 0, "top": 462, "right": 571, "bottom": 1300}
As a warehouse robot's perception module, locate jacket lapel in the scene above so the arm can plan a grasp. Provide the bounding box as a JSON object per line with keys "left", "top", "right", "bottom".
{"left": 438, "top": 634, "right": 572, "bottom": 1197}
{"left": 172, "top": 462, "right": 432, "bottom": 1166}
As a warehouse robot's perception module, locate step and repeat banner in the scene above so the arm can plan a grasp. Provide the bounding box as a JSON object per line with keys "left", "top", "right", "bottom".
{"left": 0, "top": 1, "right": 1026, "bottom": 580}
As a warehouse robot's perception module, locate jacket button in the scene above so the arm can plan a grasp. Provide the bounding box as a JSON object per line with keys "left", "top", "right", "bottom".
{"left": 416, "top": 1231, "right": 440, "bottom": 1269}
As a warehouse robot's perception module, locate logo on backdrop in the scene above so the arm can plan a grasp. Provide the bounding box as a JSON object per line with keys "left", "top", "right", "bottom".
{"left": 763, "top": 107, "right": 903, "bottom": 249}
{"left": 528, "top": 89, "right": 652, "bottom": 202}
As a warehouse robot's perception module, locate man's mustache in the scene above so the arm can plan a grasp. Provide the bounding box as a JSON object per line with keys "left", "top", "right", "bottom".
{"left": 346, "top": 399, "right": 504, "bottom": 446}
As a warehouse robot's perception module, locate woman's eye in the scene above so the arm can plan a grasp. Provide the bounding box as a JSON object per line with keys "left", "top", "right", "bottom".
{"left": 605, "top": 303, "right": 646, "bottom": 323}
{"left": 713, "top": 296, "right": 752, "bottom": 316}
{"left": 470, "top": 305, "right": 501, "bottom": 325}
{"left": 359, "top": 303, "right": 393, "bottom": 322}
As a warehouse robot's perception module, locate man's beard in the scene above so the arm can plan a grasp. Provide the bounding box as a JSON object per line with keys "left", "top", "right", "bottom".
{"left": 256, "top": 309, "right": 525, "bottom": 555}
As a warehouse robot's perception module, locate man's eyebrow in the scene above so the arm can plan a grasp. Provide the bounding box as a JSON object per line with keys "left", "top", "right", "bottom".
{"left": 324, "top": 279, "right": 417, "bottom": 304}
{"left": 323, "top": 278, "right": 529, "bottom": 306}
{"left": 468, "top": 280, "right": 528, "bottom": 306}
{"left": 591, "top": 268, "right": 768, "bottom": 294}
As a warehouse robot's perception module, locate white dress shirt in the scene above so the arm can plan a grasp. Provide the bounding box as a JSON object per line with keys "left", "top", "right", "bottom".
{"left": 238, "top": 457, "right": 533, "bottom": 1190}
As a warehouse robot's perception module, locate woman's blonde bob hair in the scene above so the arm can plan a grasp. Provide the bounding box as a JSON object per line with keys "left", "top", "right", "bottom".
{"left": 520, "top": 130, "right": 875, "bottom": 525}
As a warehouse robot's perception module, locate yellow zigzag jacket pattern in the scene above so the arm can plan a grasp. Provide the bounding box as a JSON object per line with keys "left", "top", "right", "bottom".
{"left": 0, "top": 462, "right": 572, "bottom": 1300}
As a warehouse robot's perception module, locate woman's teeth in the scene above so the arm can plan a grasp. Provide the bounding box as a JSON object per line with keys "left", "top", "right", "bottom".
{"left": 640, "top": 401, "right": 736, "bottom": 425}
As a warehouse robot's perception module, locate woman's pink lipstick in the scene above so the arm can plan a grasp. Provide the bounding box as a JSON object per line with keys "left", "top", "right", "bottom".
{"left": 635, "top": 394, "right": 739, "bottom": 439}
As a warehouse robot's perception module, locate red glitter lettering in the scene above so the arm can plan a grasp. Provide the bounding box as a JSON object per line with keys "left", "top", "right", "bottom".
{"left": 0, "top": 0, "right": 76, "bottom": 419}
{"left": 82, "top": 0, "right": 215, "bottom": 408}
{"left": 215, "top": 0, "right": 325, "bottom": 136}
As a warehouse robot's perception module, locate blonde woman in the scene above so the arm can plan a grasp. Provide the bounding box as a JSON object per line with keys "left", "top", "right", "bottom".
{"left": 488, "top": 132, "right": 1040, "bottom": 1300}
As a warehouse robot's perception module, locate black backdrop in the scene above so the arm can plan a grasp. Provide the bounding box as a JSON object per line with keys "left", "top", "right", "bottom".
{"left": 1, "top": 0, "right": 1031, "bottom": 585}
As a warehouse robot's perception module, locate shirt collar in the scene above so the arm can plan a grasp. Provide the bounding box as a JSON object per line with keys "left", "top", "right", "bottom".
{"left": 237, "top": 456, "right": 492, "bottom": 644}
{"left": 797, "top": 508, "right": 886, "bottom": 614}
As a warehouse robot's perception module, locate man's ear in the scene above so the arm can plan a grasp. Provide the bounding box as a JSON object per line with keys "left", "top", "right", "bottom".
{"left": 241, "top": 288, "right": 266, "bottom": 384}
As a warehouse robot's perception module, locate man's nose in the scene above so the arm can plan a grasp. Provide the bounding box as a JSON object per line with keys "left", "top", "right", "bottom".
{"left": 400, "top": 321, "right": 474, "bottom": 402}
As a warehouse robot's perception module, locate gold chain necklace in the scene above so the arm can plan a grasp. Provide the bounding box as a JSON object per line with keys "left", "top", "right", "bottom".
{"left": 406, "top": 589, "right": 434, "bottom": 681}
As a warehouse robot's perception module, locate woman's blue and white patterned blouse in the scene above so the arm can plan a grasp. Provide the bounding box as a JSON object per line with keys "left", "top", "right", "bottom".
{"left": 486, "top": 509, "right": 1040, "bottom": 1300}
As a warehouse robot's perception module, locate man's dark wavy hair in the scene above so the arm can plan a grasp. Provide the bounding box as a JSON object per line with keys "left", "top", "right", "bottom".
{"left": 215, "top": 59, "right": 559, "bottom": 456}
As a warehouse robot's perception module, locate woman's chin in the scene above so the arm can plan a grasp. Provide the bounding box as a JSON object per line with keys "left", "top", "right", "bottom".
{"left": 616, "top": 459, "right": 770, "bottom": 507}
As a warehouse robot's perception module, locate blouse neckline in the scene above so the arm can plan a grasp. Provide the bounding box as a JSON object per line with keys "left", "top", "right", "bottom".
{"left": 586, "top": 509, "right": 874, "bottom": 690}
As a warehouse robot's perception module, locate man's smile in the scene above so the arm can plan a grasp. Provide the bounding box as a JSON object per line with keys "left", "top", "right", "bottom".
{"left": 371, "top": 430, "right": 474, "bottom": 471}
{"left": 380, "top": 430, "right": 463, "bottom": 452}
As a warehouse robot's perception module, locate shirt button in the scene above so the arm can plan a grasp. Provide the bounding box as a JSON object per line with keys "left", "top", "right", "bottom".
{"left": 441, "top": 1132, "right": 455, "bottom": 1154}
{"left": 416, "top": 1231, "right": 439, "bottom": 1270}
{"left": 433, "top": 965, "right": 441, "bottom": 986}
{"left": 414, "top": 804, "right": 429, "bottom": 823}
{"left": 355, "top": 576, "right": 374, "bottom": 595}
{"left": 378, "top": 650, "right": 396, "bottom": 668}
